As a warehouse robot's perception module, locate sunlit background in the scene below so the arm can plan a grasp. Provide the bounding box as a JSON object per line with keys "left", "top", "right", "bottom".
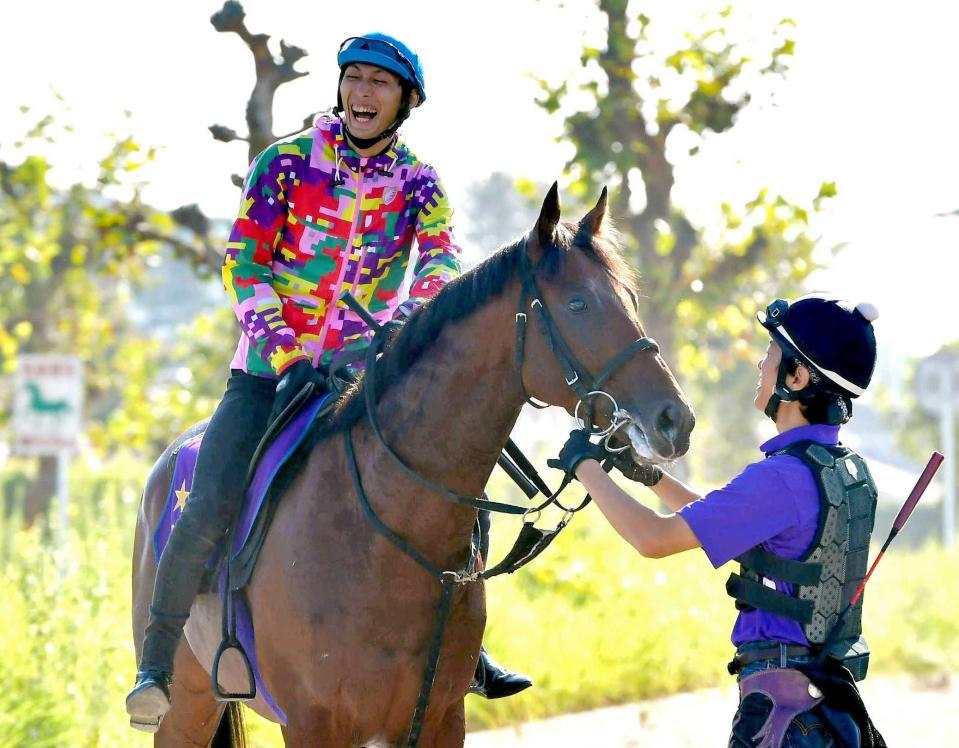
{"left": 1, "top": 1, "right": 957, "bottom": 745}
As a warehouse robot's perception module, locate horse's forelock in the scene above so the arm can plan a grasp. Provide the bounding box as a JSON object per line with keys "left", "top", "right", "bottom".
{"left": 569, "top": 217, "right": 638, "bottom": 291}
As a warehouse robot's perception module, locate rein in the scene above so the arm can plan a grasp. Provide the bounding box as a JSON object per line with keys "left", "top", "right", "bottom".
{"left": 340, "top": 239, "right": 660, "bottom": 746}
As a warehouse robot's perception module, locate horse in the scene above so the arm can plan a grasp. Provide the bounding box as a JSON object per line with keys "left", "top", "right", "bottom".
{"left": 130, "top": 184, "right": 695, "bottom": 747}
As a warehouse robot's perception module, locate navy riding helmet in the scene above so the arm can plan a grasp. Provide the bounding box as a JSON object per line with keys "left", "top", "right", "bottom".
{"left": 757, "top": 294, "right": 879, "bottom": 423}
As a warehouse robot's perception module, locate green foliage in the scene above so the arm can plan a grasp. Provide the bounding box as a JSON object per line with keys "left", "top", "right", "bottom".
{"left": 468, "top": 504, "right": 733, "bottom": 727}
{"left": 534, "top": 0, "right": 836, "bottom": 469}
{"left": 89, "top": 307, "right": 235, "bottom": 457}
{"left": 0, "top": 108, "right": 228, "bottom": 462}
{"left": 534, "top": 2, "right": 827, "bottom": 358}
{"left": 0, "top": 113, "right": 161, "bottom": 372}
{"left": 0, "top": 457, "right": 151, "bottom": 748}
{"left": 866, "top": 540, "right": 959, "bottom": 678}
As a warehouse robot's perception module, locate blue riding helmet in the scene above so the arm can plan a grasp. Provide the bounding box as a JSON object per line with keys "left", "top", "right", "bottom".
{"left": 337, "top": 33, "right": 426, "bottom": 106}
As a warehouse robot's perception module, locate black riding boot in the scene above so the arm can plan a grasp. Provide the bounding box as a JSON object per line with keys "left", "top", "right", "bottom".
{"left": 126, "top": 370, "right": 275, "bottom": 733}
{"left": 470, "top": 646, "right": 534, "bottom": 699}
{"left": 468, "top": 511, "right": 534, "bottom": 699}
{"left": 126, "top": 516, "right": 219, "bottom": 732}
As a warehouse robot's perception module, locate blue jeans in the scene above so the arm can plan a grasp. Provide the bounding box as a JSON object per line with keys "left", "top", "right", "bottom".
{"left": 728, "top": 642, "right": 854, "bottom": 748}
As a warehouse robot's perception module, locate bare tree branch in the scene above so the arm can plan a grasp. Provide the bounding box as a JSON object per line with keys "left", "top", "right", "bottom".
{"left": 210, "top": 1, "right": 310, "bottom": 160}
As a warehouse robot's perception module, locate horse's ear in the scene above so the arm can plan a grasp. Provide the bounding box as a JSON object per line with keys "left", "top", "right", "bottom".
{"left": 579, "top": 186, "right": 608, "bottom": 235}
{"left": 533, "top": 182, "right": 561, "bottom": 248}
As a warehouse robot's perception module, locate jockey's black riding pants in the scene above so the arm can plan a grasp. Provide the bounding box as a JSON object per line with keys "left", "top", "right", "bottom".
{"left": 140, "top": 370, "right": 276, "bottom": 672}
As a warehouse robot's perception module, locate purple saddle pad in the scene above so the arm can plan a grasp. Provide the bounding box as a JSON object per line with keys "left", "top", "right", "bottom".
{"left": 151, "top": 392, "right": 332, "bottom": 724}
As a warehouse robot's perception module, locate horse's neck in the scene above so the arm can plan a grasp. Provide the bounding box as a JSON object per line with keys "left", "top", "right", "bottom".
{"left": 375, "top": 292, "right": 524, "bottom": 498}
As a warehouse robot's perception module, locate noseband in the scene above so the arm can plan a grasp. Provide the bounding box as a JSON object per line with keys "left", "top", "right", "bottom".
{"left": 514, "top": 238, "right": 660, "bottom": 442}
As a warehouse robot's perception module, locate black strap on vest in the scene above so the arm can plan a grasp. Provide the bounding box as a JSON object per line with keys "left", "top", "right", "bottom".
{"left": 736, "top": 547, "right": 823, "bottom": 586}
{"left": 725, "top": 574, "right": 815, "bottom": 623}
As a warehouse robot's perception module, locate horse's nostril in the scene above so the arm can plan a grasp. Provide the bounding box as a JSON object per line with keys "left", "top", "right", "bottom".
{"left": 655, "top": 402, "right": 680, "bottom": 441}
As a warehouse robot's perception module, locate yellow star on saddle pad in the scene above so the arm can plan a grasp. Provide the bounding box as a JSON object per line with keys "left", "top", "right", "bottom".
{"left": 174, "top": 480, "right": 191, "bottom": 512}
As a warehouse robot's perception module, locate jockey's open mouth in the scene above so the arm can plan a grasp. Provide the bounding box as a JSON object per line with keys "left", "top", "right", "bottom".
{"left": 350, "top": 104, "right": 378, "bottom": 124}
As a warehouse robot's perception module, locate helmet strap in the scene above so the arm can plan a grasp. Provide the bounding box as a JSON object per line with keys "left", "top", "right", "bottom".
{"left": 764, "top": 346, "right": 852, "bottom": 425}
{"left": 764, "top": 367, "right": 796, "bottom": 422}
{"left": 764, "top": 393, "right": 782, "bottom": 422}
{"left": 763, "top": 340, "right": 806, "bottom": 423}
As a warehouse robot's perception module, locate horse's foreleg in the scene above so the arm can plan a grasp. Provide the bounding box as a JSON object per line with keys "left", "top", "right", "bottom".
{"left": 418, "top": 699, "right": 466, "bottom": 748}
{"left": 154, "top": 637, "right": 226, "bottom": 748}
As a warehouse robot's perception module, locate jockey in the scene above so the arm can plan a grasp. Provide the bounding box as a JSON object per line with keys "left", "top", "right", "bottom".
{"left": 126, "top": 32, "right": 530, "bottom": 733}
{"left": 550, "top": 295, "right": 885, "bottom": 747}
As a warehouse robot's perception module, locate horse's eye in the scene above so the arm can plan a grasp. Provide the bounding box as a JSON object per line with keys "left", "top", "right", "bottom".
{"left": 568, "top": 298, "right": 588, "bottom": 313}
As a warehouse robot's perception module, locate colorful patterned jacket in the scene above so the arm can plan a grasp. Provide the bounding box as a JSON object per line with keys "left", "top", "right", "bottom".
{"left": 223, "top": 113, "right": 462, "bottom": 376}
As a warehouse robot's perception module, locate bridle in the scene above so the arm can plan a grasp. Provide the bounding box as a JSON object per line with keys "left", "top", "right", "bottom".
{"left": 355, "top": 237, "right": 662, "bottom": 515}
{"left": 514, "top": 237, "right": 660, "bottom": 450}
{"left": 341, "top": 237, "right": 662, "bottom": 747}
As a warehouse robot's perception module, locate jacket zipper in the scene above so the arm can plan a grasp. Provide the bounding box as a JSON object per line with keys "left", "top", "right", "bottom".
{"left": 315, "top": 162, "right": 366, "bottom": 364}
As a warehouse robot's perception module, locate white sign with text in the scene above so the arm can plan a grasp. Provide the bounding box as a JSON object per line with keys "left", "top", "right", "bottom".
{"left": 12, "top": 354, "right": 84, "bottom": 456}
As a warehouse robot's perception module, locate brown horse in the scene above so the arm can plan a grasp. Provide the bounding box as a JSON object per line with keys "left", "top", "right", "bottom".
{"left": 131, "top": 185, "right": 694, "bottom": 747}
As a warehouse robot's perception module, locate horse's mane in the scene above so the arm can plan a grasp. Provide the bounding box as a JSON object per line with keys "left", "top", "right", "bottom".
{"left": 302, "top": 219, "right": 635, "bottom": 447}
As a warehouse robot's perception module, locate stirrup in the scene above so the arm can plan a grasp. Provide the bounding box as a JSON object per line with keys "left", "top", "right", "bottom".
{"left": 211, "top": 638, "right": 256, "bottom": 702}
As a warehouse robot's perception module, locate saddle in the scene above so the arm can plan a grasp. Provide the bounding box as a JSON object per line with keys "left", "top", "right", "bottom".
{"left": 153, "top": 391, "right": 335, "bottom": 588}
{"left": 152, "top": 390, "right": 335, "bottom": 722}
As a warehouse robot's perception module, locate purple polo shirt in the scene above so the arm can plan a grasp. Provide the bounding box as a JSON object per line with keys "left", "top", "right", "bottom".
{"left": 678, "top": 424, "right": 841, "bottom": 646}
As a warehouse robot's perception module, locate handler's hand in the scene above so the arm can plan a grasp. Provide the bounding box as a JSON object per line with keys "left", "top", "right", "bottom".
{"left": 606, "top": 451, "right": 664, "bottom": 486}
{"left": 547, "top": 429, "right": 608, "bottom": 477}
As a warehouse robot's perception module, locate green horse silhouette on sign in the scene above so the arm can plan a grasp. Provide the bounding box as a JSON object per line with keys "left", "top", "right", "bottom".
{"left": 25, "top": 382, "right": 71, "bottom": 415}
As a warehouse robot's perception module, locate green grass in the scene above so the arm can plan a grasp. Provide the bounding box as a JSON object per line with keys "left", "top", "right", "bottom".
{"left": 1, "top": 457, "right": 956, "bottom": 746}
{"left": 0, "top": 456, "right": 150, "bottom": 748}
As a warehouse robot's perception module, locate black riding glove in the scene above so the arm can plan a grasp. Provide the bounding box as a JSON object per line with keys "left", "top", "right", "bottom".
{"left": 269, "top": 360, "right": 327, "bottom": 425}
{"left": 605, "top": 451, "right": 664, "bottom": 486}
{"left": 547, "top": 429, "right": 609, "bottom": 477}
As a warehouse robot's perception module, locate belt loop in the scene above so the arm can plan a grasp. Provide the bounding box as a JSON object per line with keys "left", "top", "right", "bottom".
{"left": 779, "top": 642, "right": 787, "bottom": 668}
